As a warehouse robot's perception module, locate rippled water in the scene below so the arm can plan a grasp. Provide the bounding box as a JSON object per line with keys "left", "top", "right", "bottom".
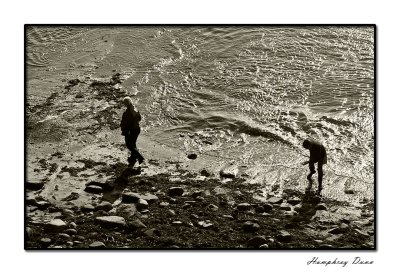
{"left": 27, "top": 26, "right": 375, "bottom": 188}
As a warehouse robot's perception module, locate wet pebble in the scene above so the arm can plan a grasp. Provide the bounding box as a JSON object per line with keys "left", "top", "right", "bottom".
{"left": 89, "top": 241, "right": 106, "bottom": 248}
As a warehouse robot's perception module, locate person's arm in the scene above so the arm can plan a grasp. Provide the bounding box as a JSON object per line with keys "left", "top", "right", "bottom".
{"left": 120, "top": 111, "right": 128, "bottom": 135}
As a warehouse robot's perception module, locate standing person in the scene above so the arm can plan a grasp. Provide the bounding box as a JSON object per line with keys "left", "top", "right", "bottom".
{"left": 302, "top": 139, "right": 327, "bottom": 194}
{"left": 120, "top": 97, "right": 145, "bottom": 166}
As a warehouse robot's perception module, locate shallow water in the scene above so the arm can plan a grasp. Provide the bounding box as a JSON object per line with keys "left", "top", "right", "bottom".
{"left": 26, "top": 26, "right": 375, "bottom": 197}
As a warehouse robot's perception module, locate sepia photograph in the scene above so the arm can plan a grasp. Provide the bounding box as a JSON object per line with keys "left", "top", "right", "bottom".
{"left": 25, "top": 25, "right": 375, "bottom": 250}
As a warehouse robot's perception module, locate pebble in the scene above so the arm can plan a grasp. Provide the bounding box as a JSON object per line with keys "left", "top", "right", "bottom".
{"left": 328, "top": 227, "right": 344, "bottom": 234}
{"left": 116, "top": 204, "right": 137, "bottom": 218}
{"left": 58, "top": 233, "right": 71, "bottom": 240}
{"left": 74, "top": 235, "right": 85, "bottom": 241}
{"left": 259, "top": 244, "right": 269, "bottom": 249}
{"left": 190, "top": 214, "right": 200, "bottom": 220}
{"left": 45, "top": 219, "right": 67, "bottom": 233}
{"left": 222, "top": 215, "right": 234, "bottom": 220}
{"left": 168, "top": 187, "right": 184, "bottom": 197}
{"left": 40, "top": 238, "right": 52, "bottom": 247}
{"left": 200, "top": 169, "right": 211, "bottom": 177}
{"left": 243, "top": 221, "right": 260, "bottom": 232}
{"left": 237, "top": 203, "right": 251, "bottom": 211}
{"left": 95, "top": 216, "right": 126, "bottom": 228}
{"left": 247, "top": 236, "right": 268, "bottom": 248}
{"left": 84, "top": 185, "right": 103, "bottom": 194}
{"left": 354, "top": 229, "right": 370, "bottom": 237}
{"left": 344, "top": 189, "right": 355, "bottom": 194}
{"left": 172, "top": 221, "right": 183, "bottom": 226}
{"left": 167, "top": 209, "right": 176, "bottom": 216}
{"left": 65, "top": 229, "right": 77, "bottom": 235}
{"left": 81, "top": 204, "right": 95, "bottom": 212}
{"left": 208, "top": 204, "right": 219, "bottom": 211}
{"left": 277, "top": 231, "right": 292, "bottom": 243}
{"left": 96, "top": 201, "right": 113, "bottom": 212}
{"left": 159, "top": 202, "right": 169, "bottom": 207}
{"left": 267, "top": 197, "right": 283, "bottom": 204}
{"left": 198, "top": 221, "right": 213, "bottom": 228}
{"left": 191, "top": 190, "right": 203, "bottom": 198}
{"left": 122, "top": 192, "right": 141, "bottom": 203}
{"left": 187, "top": 153, "right": 197, "bottom": 160}
{"left": 89, "top": 241, "right": 106, "bottom": 248}
{"left": 136, "top": 199, "right": 149, "bottom": 211}
{"left": 36, "top": 201, "right": 51, "bottom": 210}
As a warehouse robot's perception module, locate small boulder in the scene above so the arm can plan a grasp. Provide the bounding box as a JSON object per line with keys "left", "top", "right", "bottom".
{"left": 187, "top": 153, "right": 197, "bottom": 160}
{"left": 64, "top": 229, "right": 77, "bottom": 236}
{"left": 27, "top": 181, "right": 44, "bottom": 191}
{"left": 95, "top": 216, "right": 126, "bottom": 228}
{"left": 247, "top": 236, "right": 268, "bottom": 248}
{"left": 116, "top": 204, "right": 137, "bottom": 218}
{"left": 128, "top": 219, "right": 147, "bottom": 229}
{"left": 255, "top": 206, "right": 265, "bottom": 213}
{"left": 58, "top": 233, "right": 71, "bottom": 240}
{"left": 122, "top": 192, "right": 141, "bottom": 203}
{"left": 345, "top": 189, "right": 355, "bottom": 195}
{"left": 89, "top": 241, "right": 106, "bottom": 248}
{"left": 45, "top": 219, "right": 67, "bottom": 233}
{"left": 168, "top": 187, "right": 184, "bottom": 197}
{"left": 200, "top": 169, "right": 211, "bottom": 177}
{"left": 279, "top": 204, "right": 292, "bottom": 211}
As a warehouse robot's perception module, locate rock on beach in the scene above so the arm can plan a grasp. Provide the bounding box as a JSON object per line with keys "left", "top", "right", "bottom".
{"left": 95, "top": 216, "right": 126, "bottom": 228}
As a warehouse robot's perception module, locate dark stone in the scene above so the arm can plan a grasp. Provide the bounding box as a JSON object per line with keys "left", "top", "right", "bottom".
{"left": 247, "top": 236, "right": 268, "bottom": 248}
{"left": 345, "top": 189, "right": 355, "bottom": 194}
{"left": 86, "top": 180, "right": 113, "bottom": 191}
{"left": 200, "top": 169, "right": 211, "bottom": 177}
{"left": 122, "top": 192, "right": 141, "bottom": 203}
{"left": 168, "top": 187, "right": 184, "bottom": 197}
{"left": 267, "top": 197, "right": 283, "bottom": 204}
{"left": 277, "top": 231, "right": 292, "bottom": 242}
{"left": 27, "top": 181, "right": 44, "bottom": 191}
{"left": 26, "top": 227, "right": 33, "bottom": 239}
{"left": 237, "top": 203, "right": 251, "bottom": 211}
{"left": 280, "top": 204, "right": 292, "bottom": 211}
{"left": 96, "top": 201, "right": 113, "bottom": 212}
{"left": 187, "top": 153, "right": 197, "bottom": 160}
{"left": 172, "top": 221, "right": 184, "bottom": 226}
{"left": 255, "top": 206, "right": 265, "bottom": 213}
{"left": 191, "top": 190, "right": 203, "bottom": 198}
{"left": 243, "top": 221, "right": 260, "bottom": 232}
{"left": 84, "top": 185, "right": 103, "bottom": 194}
{"left": 263, "top": 203, "right": 273, "bottom": 212}
{"left": 208, "top": 204, "right": 219, "bottom": 211}
{"left": 328, "top": 227, "right": 345, "bottom": 234}
{"left": 62, "top": 192, "right": 80, "bottom": 201}
{"left": 89, "top": 241, "right": 106, "bottom": 248}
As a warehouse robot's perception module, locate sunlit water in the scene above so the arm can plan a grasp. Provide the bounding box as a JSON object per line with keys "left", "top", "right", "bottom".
{"left": 27, "top": 26, "right": 374, "bottom": 196}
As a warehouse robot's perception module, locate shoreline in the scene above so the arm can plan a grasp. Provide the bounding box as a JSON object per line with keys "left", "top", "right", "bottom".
{"left": 26, "top": 73, "right": 375, "bottom": 249}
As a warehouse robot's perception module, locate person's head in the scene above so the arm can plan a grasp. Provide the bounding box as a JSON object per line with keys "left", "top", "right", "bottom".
{"left": 123, "top": 96, "right": 135, "bottom": 110}
{"left": 302, "top": 139, "right": 311, "bottom": 149}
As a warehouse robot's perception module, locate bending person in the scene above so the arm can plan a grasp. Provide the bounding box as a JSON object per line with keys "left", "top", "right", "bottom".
{"left": 302, "top": 139, "right": 327, "bottom": 194}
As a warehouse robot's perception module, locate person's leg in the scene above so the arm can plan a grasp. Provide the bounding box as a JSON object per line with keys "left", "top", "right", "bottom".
{"left": 125, "top": 134, "right": 136, "bottom": 164}
{"left": 307, "top": 161, "right": 316, "bottom": 180}
{"left": 317, "top": 161, "right": 324, "bottom": 191}
{"left": 131, "top": 129, "right": 145, "bottom": 164}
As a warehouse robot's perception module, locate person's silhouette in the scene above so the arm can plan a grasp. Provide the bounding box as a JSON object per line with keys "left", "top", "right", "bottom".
{"left": 302, "top": 139, "right": 327, "bottom": 194}
{"left": 120, "top": 97, "right": 145, "bottom": 166}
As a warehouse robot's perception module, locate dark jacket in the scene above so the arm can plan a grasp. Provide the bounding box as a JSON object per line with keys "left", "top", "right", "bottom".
{"left": 308, "top": 140, "right": 327, "bottom": 164}
{"left": 120, "top": 108, "right": 141, "bottom": 135}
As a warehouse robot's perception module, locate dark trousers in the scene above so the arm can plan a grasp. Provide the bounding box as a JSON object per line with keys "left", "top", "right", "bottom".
{"left": 124, "top": 129, "right": 144, "bottom": 164}
{"left": 309, "top": 161, "right": 324, "bottom": 189}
